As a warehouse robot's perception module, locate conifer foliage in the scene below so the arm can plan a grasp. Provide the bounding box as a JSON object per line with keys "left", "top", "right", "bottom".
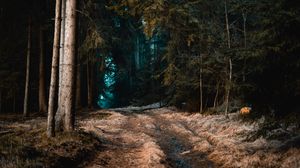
{"left": 0, "top": 0, "right": 299, "bottom": 135}
{"left": 110, "top": 0, "right": 300, "bottom": 115}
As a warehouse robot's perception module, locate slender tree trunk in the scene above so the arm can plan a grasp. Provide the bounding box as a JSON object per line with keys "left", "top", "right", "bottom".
{"left": 75, "top": 57, "right": 81, "bottom": 109}
{"left": 242, "top": 12, "right": 247, "bottom": 82}
{"left": 87, "top": 57, "right": 90, "bottom": 107}
{"left": 224, "top": 0, "right": 232, "bottom": 116}
{"left": 63, "top": 0, "right": 77, "bottom": 131}
{"left": 225, "top": 0, "right": 231, "bottom": 49}
{"left": 129, "top": 55, "right": 132, "bottom": 90}
{"left": 23, "top": 17, "right": 31, "bottom": 117}
{"left": 75, "top": 18, "right": 81, "bottom": 110}
{"left": 243, "top": 13, "right": 247, "bottom": 49}
{"left": 91, "top": 61, "right": 95, "bottom": 107}
{"left": 47, "top": 0, "right": 61, "bottom": 138}
{"left": 55, "top": 0, "right": 66, "bottom": 131}
{"left": 213, "top": 83, "right": 219, "bottom": 108}
{"left": 225, "top": 59, "right": 232, "bottom": 116}
{"left": 13, "top": 91, "right": 16, "bottom": 113}
{"left": 199, "top": 55, "right": 203, "bottom": 113}
{"left": 39, "top": 25, "right": 47, "bottom": 113}
{"left": 136, "top": 36, "right": 140, "bottom": 69}
{"left": 87, "top": 56, "right": 93, "bottom": 109}
{"left": 58, "top": 0, "right": 66, "bottom": 103}
{"left": 0, "top": 89, "right": 2, "bottom": 113}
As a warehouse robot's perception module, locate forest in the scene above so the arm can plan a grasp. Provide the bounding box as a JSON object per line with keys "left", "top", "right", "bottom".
{"left": 0, "top": 0, "right": 299, "bottom": 167}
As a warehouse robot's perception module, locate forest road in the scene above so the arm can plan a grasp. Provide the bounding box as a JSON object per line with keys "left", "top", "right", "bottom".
{"left": 80, "top": 107, "right": 214, "bottom": 168}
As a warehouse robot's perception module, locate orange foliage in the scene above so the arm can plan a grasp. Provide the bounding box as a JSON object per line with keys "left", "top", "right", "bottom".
{"left": 240, "top": 107, "right": 251, "bottom": 115}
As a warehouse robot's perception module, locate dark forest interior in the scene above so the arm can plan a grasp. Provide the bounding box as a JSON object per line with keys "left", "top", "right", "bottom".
{"left": 0, "top": 0, "right": 300, "bottom": 167}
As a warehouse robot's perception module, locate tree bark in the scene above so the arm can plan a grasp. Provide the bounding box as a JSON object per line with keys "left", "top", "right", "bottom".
{"left": 47, "top": 0, "right": 61, "bottom": 138}
{"left": 63, "top": 0, "right": 77, "bottom": 131}
{"left": 75, "top": 57, "right": 81, "bottom": 109}
{"left": 13, "top": 90, "right": 16, "bottom": 113}
{"left": 129, "top": 55, "right": 133, "bottom": 90}
{"left": 199, "top": 55, "right": 203, "bottom": 113}
{"left": 243, "top": 13, "right": 247, "bottom": 49}
{"left": 87, "top": 56, "right": 93, "bottom": 109}
{"left": 224, "top": 0, "right": 232, "bottom": 116}
{"left": 75, "top": 18, "right": 81, "bottom": 110}
{"left": 0, "top": 89, "right": 2, "bottom": 113}
{"left": 39, "top": 25, "right": 47, "bottom": 113}
{"left": 135, "top": 36, "right": 140, "bottom": 70}
{"left": 58, "top": 0, "right": 66, "bottom": 103}
{"left": 213, "top": 83, "right": 219, "bottom": 108}
{"left": 23, "top": 17, "right": 31, "bottom": 117}
{"left": 225, "top": 0, "right": 231, "bottom": 49}
{"left": 225, "top": 58, "right": 232, "bottom": 116}
{"left": 91, "top": 61, "right": 95, "bottom": 108}
{"left": 55, "top": 0, "right": 66, "bottom": 131}
{"left": 242, "top": 12, "right": 247, "bottom": 82}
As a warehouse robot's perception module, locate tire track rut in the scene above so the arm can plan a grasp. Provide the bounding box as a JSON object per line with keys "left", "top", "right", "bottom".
{"left": 81, "top": 109, "right": 213, "bottom": 168}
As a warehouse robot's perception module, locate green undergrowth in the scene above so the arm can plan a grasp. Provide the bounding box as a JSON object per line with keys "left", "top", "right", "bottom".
{"left": 0, "top": 126, "right": 102, "bottom": 168}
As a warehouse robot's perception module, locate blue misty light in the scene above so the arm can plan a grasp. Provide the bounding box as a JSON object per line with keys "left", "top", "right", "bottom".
{"left": 113, "top": 17, "right": 121, "bottom": 28}
{"left": 142, "top": 18, "right": 146, "bottom": 26}
{"left": 97, "top": 56, "right": 117, "bottom": 108}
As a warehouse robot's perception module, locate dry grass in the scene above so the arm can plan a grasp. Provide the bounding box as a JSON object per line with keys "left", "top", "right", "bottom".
{"left": 0, "top": 114, "right": 103, "bottom": 168}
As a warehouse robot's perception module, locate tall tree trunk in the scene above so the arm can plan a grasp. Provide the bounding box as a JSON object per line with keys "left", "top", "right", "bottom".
{"left": 87, "top": 56, "right": 93, "bottom": 109}
{"left": 243, "top": 13, "right": 247, "bottom": 49}
{"left": 225, "top": 59, "right": 232, "bottom": 116}
{"left": 39, "top": 25, "right": 47, "bottom": 113}
{"left": 225, "top": 0, "right": 231, "bottom": 49}
{"left": 0, "top": 89, "right": 2, "bottom": 113}
{"left": 47, "top": 0, "right": 61, "bottom": 138}
{"left": 91, "top": 61, "right": 95, "bottom": 108}
{"left": 129, "top": 55, "right": 132, "bottom": 90}
{"left": 58, "top": 0, "right": 66, "bottom": 103}
{"left": 13, "top": 90, "right": 16, "bottom": 113}
{"left": 224, "top": 0, "right": 232, "bottom": 116}
{"left": 213, "top": 83, "right": 219, "bottom": 108}
{"left": 75, "top": 57, "right": 81, "bottom": 109}
{"left": 23, "top": 17, "right": 31, "bottom": 117}
{"left": 242, "top": 12, "right": 247, "bottom": 82}
{"left": 55, "top": 0, "right": 66, "bottom": 131}
{"left": 199, "top": 55, "right": 203, "bottom": 113}
{"left": 75, "top": 18, "right": 81, "bottom": 110}
{"left": 135, "top": 36, "right": 140, "bottom": 70}
{"left": 63, "top": 0, "right": 77, "bottom": 131}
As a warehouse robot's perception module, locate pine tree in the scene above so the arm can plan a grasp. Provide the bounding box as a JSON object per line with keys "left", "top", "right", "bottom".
{"left": 62, "top": 0, "right": 77, "bottom": 131}
{"left": 47, "top": 0, "right": 61, "bottom": 137}
{"left": 23, "top": 17, "right": 31, "bottom": 117}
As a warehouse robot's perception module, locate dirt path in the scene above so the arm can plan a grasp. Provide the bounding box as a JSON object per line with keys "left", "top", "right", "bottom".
{"left": 80, "top": 108, "right": 213, "bottom": 168}
{"left": 1, "top": 107, "right": 298, "bottom": 167}
{"left": 80, "top": 107, "right": 300, "bottom": 168}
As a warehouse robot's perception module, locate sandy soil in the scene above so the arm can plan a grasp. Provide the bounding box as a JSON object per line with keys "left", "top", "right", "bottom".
{"left": 80, "top": 107, "right": 300, "bottom": 168}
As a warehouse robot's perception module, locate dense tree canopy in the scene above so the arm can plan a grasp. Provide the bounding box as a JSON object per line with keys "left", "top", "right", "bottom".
{"left": 0, "top": 1, "right": 300, "bottom": 167}
{"left": 0, "top": 0, "right": 299, "bottom": 120}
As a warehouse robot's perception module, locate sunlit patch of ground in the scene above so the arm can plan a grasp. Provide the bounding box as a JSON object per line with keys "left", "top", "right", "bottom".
{"left": 156, "top": 108, "right": 300, "bottom": 168}
{"left": 1, "top": 108, "right": 299, "bottom": 168}
{"left": 80, "top": 107, "right": 300, "bottom": 168}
